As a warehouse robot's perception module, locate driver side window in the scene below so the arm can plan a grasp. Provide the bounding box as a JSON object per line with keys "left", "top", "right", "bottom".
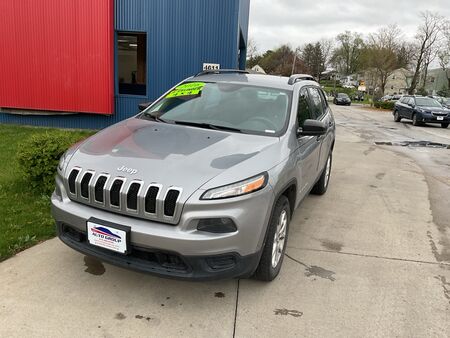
{"left": 297, "top": 88, "right": 312, "bottom": 128}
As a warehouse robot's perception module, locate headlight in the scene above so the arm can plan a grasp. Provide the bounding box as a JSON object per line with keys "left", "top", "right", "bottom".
{"left": 201, "top": 173, "right": 268, "bottom": 200}
{"left": 58, "top": 151, "right": 68, "bottom": 172}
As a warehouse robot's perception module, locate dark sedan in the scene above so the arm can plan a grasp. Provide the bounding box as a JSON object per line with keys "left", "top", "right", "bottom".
{"left": 393, "top": 96, "right": 450, "bottom": 128}
{"left": 333, "top": 93, "right": 351, "bottom": 106}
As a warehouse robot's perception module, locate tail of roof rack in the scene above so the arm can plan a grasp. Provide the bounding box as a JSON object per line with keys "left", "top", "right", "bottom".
{"left": 195, "top": 69, "right": 249, "bottom": 77}
{"left": 288, "top": 74, "right": 316, "bottom": 85}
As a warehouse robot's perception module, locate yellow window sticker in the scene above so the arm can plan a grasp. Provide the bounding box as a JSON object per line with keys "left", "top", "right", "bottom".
{"left": 166, "top": 82, "right": 205, "bottom": 98}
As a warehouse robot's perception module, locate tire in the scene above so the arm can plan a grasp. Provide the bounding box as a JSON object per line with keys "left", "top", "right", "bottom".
{"left": 253, "top": 195, "right": 291, "bottom": 281}
{"left": 393, "top": 110, "right": 401, "bottom": 122}
{"left": 311, "top": 153, "right": 332, "bottom": 195}
{"left": 441, "top": 123, "right": 449, "bottom": 129}
{"left": 412, "top": 114, "right": 420, "bottom": 126}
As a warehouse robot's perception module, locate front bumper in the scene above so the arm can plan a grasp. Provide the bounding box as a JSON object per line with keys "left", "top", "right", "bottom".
{"left": 51, "top": 175, "right": 275, "bottom": 280}
{"left": 418, "top": 114, "right": 450, "bottom": 124}
{"left": 57, "top": 222, "right": 259, "bottom": 280}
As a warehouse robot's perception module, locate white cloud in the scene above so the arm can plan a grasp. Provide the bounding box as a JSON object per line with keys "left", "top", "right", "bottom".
{"left": 248, "top": 0, "right": 450, "bottom": 52}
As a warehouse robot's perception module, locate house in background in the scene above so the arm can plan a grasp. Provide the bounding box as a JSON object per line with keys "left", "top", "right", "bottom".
{"left": 384, "top": 68, "right": 412, "bottom": 95}
{"left": 421, "top": 68, "right": 450, "bottom": 95}
{"left": 0, "top": 0, "right": 250, "bottom": 129}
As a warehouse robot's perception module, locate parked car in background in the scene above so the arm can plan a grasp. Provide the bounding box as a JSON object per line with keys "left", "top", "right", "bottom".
{"left": 52, "top": 71, "right": 336, "bottom": 282}
{"left": 381, "top": 95, "right": 401, "bottom": 102}
{"left": 442, "top": 98, "right": 450, "bottom": 109}
{"left": 333, "top": 93, "right": 351, "bottom": 106}
{"left": 393, "top": 95, "right": 450, "bottom": 128}
{"left": 351, "top": 91, "right": 365, "bottom": 102}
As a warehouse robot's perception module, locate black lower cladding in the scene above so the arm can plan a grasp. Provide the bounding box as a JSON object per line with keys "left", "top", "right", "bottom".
{"left": 57, "top": 223, "right": 259, "bottom": 280}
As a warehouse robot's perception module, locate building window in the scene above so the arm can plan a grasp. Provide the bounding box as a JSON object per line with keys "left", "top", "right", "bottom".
{"left": 117, "top": 32, "right": 147, "bottom": 95}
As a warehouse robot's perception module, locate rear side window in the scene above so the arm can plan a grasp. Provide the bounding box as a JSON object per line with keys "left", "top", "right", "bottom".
{"left": 307, "top": 87, "right": 325, "bottom": 119}
{"left": 297, "top": 88, "right": 312, "bottom": 127}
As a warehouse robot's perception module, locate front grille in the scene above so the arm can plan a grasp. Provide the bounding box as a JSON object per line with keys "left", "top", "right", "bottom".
{"left": 145, "top": 186, "right": 159, "bottom": 214}
{"left": 127, "top": 182, "right": 141, "bottom": 210}
{"left": 164, "top": 189, "right": 180, "bottom": 217}
{"left": 68, "top": 169, "right": 80, "bottom": 194}
{"left": 94, "top": 176, "right": 108, "bottom": 203}
{"left": 80, "top": 172, "right": 93, "bottom": 199}
{"left": 110, "top": 179, "right": 124, "bottom": 207}
{"left": 65, "top": 168, "right": 182, "bottom": 224}
{"left": 432, "top": 112, "right": 448, "bottom": 117}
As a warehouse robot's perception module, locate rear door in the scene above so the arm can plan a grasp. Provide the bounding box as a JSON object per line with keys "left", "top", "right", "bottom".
{"left": 296, "top": 87, "right": 322, "bottom": 199}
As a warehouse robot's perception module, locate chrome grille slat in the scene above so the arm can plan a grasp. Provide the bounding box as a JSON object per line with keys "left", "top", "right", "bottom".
{"left": 80, "top": 172, "right": 94, "bottom": 199}
{"left": 110, "top": 178, "right": 125, "bottom": 208}
{"left": 65, "top": 167, "right": 182, "bottom": 225}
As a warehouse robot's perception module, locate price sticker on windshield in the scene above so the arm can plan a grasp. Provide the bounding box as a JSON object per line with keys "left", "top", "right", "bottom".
{"left": 166, "top": 82, "right": 205, "bottom": 98}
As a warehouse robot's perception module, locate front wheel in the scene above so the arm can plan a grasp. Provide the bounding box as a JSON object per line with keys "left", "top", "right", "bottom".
{"left": 394, "top": 110, "right": 401, "bottom": 122}
{"left": 311, "top": 153, "right": 332, "bottom": 195}
{"left": 253, "top": 195, "right": 291, "bottom": 281}
{"left": 412, "top": 114, "right": 421, "bottom": 126}
{"left": 441, "top": 123, "right": 449, "bottom": 129}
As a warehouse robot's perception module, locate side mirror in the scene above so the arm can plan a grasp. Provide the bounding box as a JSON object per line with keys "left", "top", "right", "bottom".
{"left": 297, "top": 119, "right": 328, "bottom": 137}
{"left": 138, "top": 102, "right": 153, "bottom": 111}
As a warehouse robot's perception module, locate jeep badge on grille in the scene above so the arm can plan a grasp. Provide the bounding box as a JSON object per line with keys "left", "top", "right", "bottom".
{"left": 117, "top": 165, "right": 138, "bottom": 175}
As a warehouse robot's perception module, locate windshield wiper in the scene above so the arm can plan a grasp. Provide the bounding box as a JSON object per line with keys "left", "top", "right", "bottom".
{"left": 171, "top": 121, "right": 244, "bottom": 133}
{"left": 141, "top": 112, "right": 169, "bottom": 124}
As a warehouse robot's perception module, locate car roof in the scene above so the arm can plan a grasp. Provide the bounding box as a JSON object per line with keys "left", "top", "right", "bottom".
{"left": 187, "top": 73, "right": 315, "bottom": 91}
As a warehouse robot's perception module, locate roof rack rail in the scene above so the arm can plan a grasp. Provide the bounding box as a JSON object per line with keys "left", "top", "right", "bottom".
{"left": 194, "top": 69, "right": 250, "bottom": 77}
{"left": 288, "top": 74, "right": 316, "bottom": 85}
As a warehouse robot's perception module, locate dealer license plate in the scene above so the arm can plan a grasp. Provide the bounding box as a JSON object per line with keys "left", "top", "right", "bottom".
{"left": 87, "top": 221, "right": 129, "bottom": 254}
{"left": 437, "top": 116, "right": 444, "bottom": 121}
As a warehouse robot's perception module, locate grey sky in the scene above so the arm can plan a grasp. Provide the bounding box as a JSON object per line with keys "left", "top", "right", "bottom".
{"left": 248, "top": 0, "right": 450, "bottom": 52}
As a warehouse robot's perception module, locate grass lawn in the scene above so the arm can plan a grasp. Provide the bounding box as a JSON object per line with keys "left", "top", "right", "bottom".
{"left": 0, "top": 124, "right": 94, "bottom": 261}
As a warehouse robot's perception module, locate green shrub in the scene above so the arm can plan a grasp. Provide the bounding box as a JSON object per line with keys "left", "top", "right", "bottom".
{"left": 374, "top": 101, "right": 395, "bottom": 110}
{"left": 16, "top": 131, "right": 91, "bottom": 194}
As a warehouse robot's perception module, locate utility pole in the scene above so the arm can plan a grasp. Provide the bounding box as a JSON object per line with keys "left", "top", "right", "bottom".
{"left": 291, "top": 47, "right": 300, "bottom": 75}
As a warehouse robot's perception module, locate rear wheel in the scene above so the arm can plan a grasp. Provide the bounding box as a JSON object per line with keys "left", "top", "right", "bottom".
{"left": 311, "top": 153, "right": 332, "bottom": 195}
{"left": 441, "top": 123, "right": 449, "bottom": 129}
{"left": 253, "top": 195, "right": 290, "bottom": 281}
{"left": 394, "top": 110, "right": 401, "bottom": 122}
{"left": 412, "top": 114, "right": 421, "bottom": 126}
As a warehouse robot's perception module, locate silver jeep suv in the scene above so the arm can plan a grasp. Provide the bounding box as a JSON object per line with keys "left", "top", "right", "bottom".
{"left": 52, "top": 70, "right": 335, "bottom": 281}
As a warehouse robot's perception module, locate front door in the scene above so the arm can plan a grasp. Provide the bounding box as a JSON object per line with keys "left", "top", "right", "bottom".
{"left": 296, "top": 87, "right": 321, "bottom": 201}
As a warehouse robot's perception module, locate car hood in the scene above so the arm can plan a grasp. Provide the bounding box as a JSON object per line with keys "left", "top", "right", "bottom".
{"left": 66, "top": 118, "right": 280, "bottom": 201}
{"left": 418, "top": 106, "right": 449, "bottom": 113}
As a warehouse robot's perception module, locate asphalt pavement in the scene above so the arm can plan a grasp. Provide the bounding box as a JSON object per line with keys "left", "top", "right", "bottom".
{"left": 1, "top": 104, "right": 449, "bottom": 337}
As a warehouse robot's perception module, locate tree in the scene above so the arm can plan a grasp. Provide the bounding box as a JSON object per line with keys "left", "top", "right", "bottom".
{"left": 246, "top": 38, "right": 258, "bottom": 61}
{"left": 319, "top": 38, "right": 334, "bottom": 72}
{"left": 409, "top": 11, "right": 444, "bottom": 94}
{"left": 363, "top": 25, "right": 404, "bottom": 95}
{"left": 330, "top": 31, "right": 364, "bottom": 75}
{"left": 437, "top": 19, "right": 450, "bottom": 91}
{"left": 299, "top": 42, "right": 327, "bottom": 79}
{"left": 255, "top": 45, "right": 307, "bottom": 76}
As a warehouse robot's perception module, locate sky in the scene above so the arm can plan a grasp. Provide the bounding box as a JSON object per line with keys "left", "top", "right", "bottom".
{"left": 248, "top": 0, "right": 450, "bottom": 52}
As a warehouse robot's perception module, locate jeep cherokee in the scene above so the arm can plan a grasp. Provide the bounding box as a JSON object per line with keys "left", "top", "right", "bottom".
{"left": 52, "top": 70, "right": 335, "bottom": 281}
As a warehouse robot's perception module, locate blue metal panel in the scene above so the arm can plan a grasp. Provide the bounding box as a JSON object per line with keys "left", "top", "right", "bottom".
{"left": 0, "top": 97, "right": 146, "bottom": 130}
{"left": 239, "top": 0, "right": 250, "bottom": 45}
{"left": 115, "top": 0, "right": 241, "bottom": 102}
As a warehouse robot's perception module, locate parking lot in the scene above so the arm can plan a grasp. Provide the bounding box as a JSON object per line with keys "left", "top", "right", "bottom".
{"left": 1, "top": 104, "right": 449, "bottom": 338}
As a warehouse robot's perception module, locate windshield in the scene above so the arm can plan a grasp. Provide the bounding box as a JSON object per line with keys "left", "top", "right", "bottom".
{"left": 142, "top": 82, "right": 291, "bottom": 135}
{"left": 415, "top": 97, "right": 442, "bottom": 107}
{"left": 337, "top": 93, "right": 349, "bottom": 98}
